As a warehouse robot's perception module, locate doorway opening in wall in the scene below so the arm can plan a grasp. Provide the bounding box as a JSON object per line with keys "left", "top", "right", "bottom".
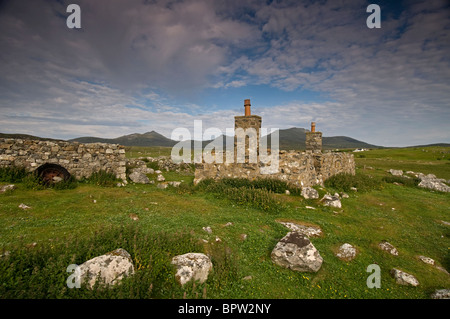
{"left": 36, "top": 163, "right": 71, "bottom": 184}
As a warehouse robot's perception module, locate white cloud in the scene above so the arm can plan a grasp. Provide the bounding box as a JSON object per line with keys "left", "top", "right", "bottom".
{"left": 0, "top": 0, "right": 448, "bottom": 146}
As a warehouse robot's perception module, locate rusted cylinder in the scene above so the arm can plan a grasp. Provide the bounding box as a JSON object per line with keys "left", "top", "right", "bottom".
{"left": 244, "top": 99, "right": 251, "bottom": 116}
{"left": 311, "top": 122, "right": 316, "bottom": 132}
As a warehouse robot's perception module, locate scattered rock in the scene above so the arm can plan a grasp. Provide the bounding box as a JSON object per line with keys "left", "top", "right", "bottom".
{"left": 378, "top": 241, "right": 399, "bottom": 256}
{"left": 390, "top": 268, "right": 419, "bottom": 286}
{"left": 171, "top": 253, "right": 213, "bottom": 286}
{"left": 321, "top": 193, "right": 342, "bottom": 208}
{"left": 417, "top": 173, "right": 450, "bottom": 192}
{"left": 277, "top": 221, "right": 322, "bottom": 237}
{"left": 168, "top": 181, "right": 181, "bottom": 187}
{"left": 305, "top": 206, "right": 316, "bottom": 210}
{"left": 418, "top": 255, "right": 435, "bottom": 265}
{"left": 350, "top": 187, "right": 358, "bottom": 192}
{"left": 336, "top": 243, "right": 357, "bottom": 261}
{"left": 240, "top": 234, "right": 247, "bottom": 241}
{"left": 389, "top": 169, "right": 403, "bottom": 176}
{"left": 431, "top": 289, "right": 450, "bottom": 299}
{"left": 132, "top": 167, "right": 154, "bottom": 175}
{"left": 156, "top": 182, "right": 168, "bottom": 189}
{"left": 242, "top": 275, "right": 253, "bottom": 281}
{"left": 0, "top": 250, "right": 10, "bottom": 258}
{"left": 301, "top": 187, "right": 319, "bottom": 199}
{"left": 129, "top": 171, "right": 150, "bottom": 184}
{"left": 129, "top": 213, "right": 139, "bottom": 221}
{"left": 156, "top": 174, "right": 166, "bottom": 182}
{"left": 271, "top": 232, "right": 323, "bottom": 273}
{"left": 18, "top": 203, "right": 31, "bottom": 210}
{"left": 0, "top": 184, "right": 16, "bottom": 193}
{"left": 215, "top": 236, "right": 222, "bottom": 242}
{"left": 202, "top": 226, "right": 212, "bottom": 234}
{"left": 340, "top": 192, "right": 349, "bottom": 198}
{"left": 78, "top": 248, "right": 135, "bottom": 290}
{"left": 224, "top": 222, "right": 233, "bottom": 227}
{"left": 285, "top": 190, "right": 290, "bottom": 195}
{"left": 436, "top": 266, "right": 449, "bottom": 275}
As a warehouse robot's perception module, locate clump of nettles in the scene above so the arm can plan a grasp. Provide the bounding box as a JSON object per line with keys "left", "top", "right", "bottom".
{"left": 324, "top": 173, "right": 382, "bottom": 193}
{"left": 81, "top": 170, "right": 120, "bottom": 187}
{"left": 197, "top": 178, "right": 294, "bottom": 213}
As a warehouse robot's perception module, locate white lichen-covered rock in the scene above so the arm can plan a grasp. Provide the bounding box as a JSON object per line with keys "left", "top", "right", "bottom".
{"left": 378, "top": 241, "right": 399, "bottom": 256}
{"left": 389, "top": 169, "right": 403, "bottom": 176}
{"left": 336, "top": 243, "right": 357, "bottom": 261}
{"left": 277, "top": 221, "right": 322, "bottom": 237}
{"left": 301, "top": 187, "right": 319, "bottom": 199}
{"left": 168, "top": 181, "right": 181, "bottom": 187}
{"left": 417, "top": 173, "right": 450, "bottom": 192}
{"left": 171, "top": 253, "right": 213, "bottom": 286}
{"left": 418, "top": 255, "right": 435, "bottom": 265}
{"left": 431, "top": 289, "right": 450, "bottom": 299}
{"left": 156, "top": 174, "right": 166, "bottom": 182}
{"left": 390, "top": 268, "right": 419, "bottom": 287}
{"left": 157, "top": 182, "right": 168, "bottom": 189}
{"left": 78, "top": 248, "right": 135, "bottom": 289}
{"left": 0, "top": 184, "right": 16, "bottom": 193}
{"left": 129, "top": 171, "right": 150, "bottom": 184}
{"left": 271, "top": 232, "right": 323, "bottom": 272}
{"left": 321, "top": 193, "right": 342, "bottom": 208}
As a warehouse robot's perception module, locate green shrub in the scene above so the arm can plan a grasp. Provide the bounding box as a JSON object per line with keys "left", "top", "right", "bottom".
{"left": 0, "top": 166, "right": 28, "bottom": 183}
{"left": 82, "top": 170, "right": 119, "bottom": 187}
{"left": 324, "top": 173, "right": 381, "bottom": 193}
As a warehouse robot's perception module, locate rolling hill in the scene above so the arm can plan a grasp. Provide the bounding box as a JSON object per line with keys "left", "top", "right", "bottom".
{"left": 70, "top": 131, "right": 177, "bottom": 147}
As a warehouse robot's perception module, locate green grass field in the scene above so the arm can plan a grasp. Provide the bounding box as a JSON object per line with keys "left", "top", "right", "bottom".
{"left": 0, "top": 146, "right": 449, "bottom": 299}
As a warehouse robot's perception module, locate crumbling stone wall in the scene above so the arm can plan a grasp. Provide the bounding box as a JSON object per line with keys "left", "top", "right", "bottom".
{"left": 193, "top": 150, "right": 355, "bottom": 187}
{"left": 0, "top": 138, "right": 127, "bottom": 181}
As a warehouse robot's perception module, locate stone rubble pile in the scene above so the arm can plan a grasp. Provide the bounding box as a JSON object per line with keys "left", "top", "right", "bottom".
{"left": 389, "top": 169, "right": 450, "bottom": 192}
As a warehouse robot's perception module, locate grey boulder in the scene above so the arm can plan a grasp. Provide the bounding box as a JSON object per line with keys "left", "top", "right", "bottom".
{"left": 78, "top": 248, "right": 135, "bottom": 289}
{"left": 171, "top": 253, "right": 213, "bottom": 286}
{"left": 271, "top": 232, "right": 323, "bottom": 272}
{"left": 129, "top": 171, "right": 150, "bottom": 184}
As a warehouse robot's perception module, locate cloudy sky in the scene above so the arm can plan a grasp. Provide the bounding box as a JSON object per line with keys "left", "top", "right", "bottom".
{"left": 0, "top": 0, "right": 449, "bottom": 147}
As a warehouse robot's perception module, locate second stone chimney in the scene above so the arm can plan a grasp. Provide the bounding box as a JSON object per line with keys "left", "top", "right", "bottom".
{"left": 305, "top": 121, "right": 322, "bottom": 152}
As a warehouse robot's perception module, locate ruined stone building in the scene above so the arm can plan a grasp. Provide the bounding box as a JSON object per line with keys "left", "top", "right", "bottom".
{"left": 194, "top": 99, "right": 355, "bottom": 187}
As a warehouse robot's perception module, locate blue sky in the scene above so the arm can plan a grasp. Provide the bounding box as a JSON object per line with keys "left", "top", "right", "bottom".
{"left": 0, "top": 0, "right": 449, "bottom": 147}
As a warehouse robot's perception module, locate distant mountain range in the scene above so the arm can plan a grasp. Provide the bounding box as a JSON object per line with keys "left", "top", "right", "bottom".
{"left": 69, "top": 127, "right": 382, "bottom": 150}
{"left": 2, "top": 129, "right": 448, "bottom": 150}
{"left": 69, "top": 131, "right": 176, "bottom": 147}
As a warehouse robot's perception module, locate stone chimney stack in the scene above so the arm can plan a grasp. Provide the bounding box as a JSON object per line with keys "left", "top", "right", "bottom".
{"left": 305, "top": 121, "right": 322, "bottom": 152}
{"left": 234, "top": 99, "right": 262, "bottom": 163}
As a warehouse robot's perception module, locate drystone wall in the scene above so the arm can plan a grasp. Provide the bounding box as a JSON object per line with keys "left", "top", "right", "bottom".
{"left": 0, "top": 138, "right": 127, "bottom": 181}
{"left": 193, "top": 150, "right": 355, "bottom": 187}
